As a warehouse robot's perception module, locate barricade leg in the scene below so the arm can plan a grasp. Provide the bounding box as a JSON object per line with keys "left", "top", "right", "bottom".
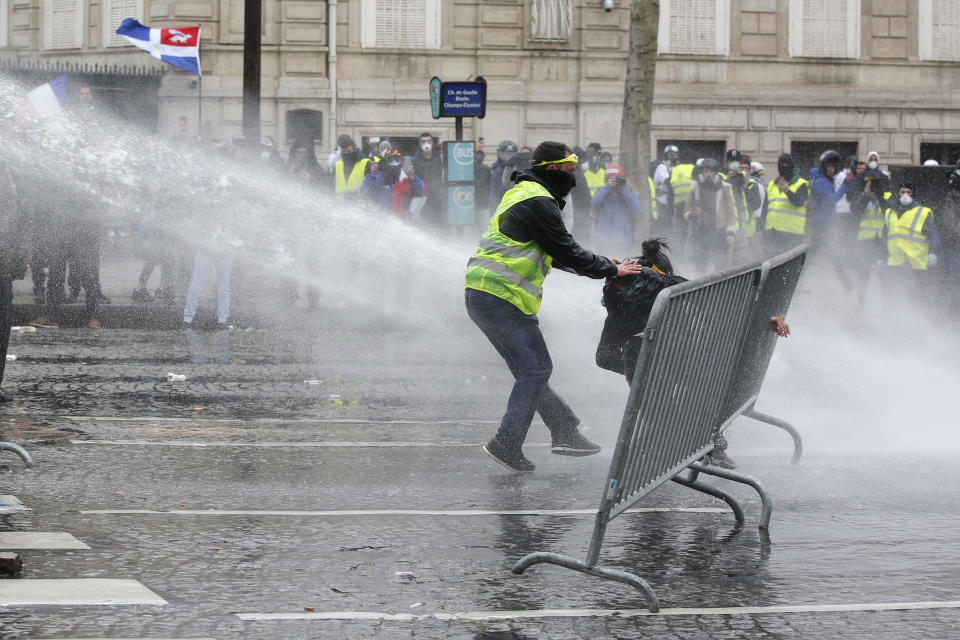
{"left": 670, "top": 474, "right": 745, "bottom": 524}
{"left": 0, "top": 443, "right": 33, "bottom": 468}
{"left": 511, "top": 552, "right": 660, "bottom": 613}
{"left": 742, "top": 408, "right": 803, "bottom": 465}
{"left": 689, "top": 461, "right": 772, "bottom": 529}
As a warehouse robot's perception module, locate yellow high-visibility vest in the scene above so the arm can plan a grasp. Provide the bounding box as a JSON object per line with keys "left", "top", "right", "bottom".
{"left": 648, "top": 177, "right": 658, "bottom": 220}
{"left": 584, "top": 168, "right": 606, "bottom": 198}
{"left": 858, "top": 191, "right": 889, "bottom": 241}
{"left": 765, "top": 177, "right": 808, "bottom": 235}
{"left": 335, "top": 157, "right": 370, "bottom": 193}
{"left": 465, "top": 181, "right": 555, "bottom": 314}
{"left": 669, "top": 163, "right": 694, "bottom": 210}
{"left": 885, "top": 204, "right": 933, "bottom": 270}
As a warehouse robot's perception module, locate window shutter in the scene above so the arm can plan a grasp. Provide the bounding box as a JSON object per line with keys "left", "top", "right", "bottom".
{"left": 789, "top": 0, "right": 859, "bottom": 59}
{"left": 668, "top": 0, "right": 717, "bottom": 55}
{"left": 376, "top": 0, "right": 426, "bottom": 48}
{"left": 104, "top": 0, "right": 141, "bottom": 48}
{"left": 47, "top": 0, "right": 83, "bottom": 50}
{"left": 930, "top": 0, "right": 960, "bottom": 61}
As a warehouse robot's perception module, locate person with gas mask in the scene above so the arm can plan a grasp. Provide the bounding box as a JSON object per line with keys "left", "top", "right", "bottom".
{"left": 882, "top": 183, "right": 941, "bottom": 306}
{"left": 583, "top": 145, "right": 607, "bottom": 198}
{"left": 413, "top": 132, "right": 443, "bottom": 226}
{"left": 489, "top": 140, "right": 519, "bottom": 209}
{"left": 761, "top": 153, "right": 809, "bottom": 256}
{"left": 652, "top": 145, "right": 679, "bottom": 235}
{"left": 465, "top": 141, "right": 645, "bottom": 473}
{"left": 722, "top": 150, "right": 762, "bottom": 256}
{"left": 684, "top": 158, "right": 737, "bottom": 272}
{"left": 333, "top": 134, "right": 369, "bottom": 198}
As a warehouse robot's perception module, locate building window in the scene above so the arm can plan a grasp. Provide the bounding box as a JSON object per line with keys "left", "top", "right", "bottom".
{"left": 919, "top": 0, "right": 960, "bottom": 61}
{"left": 788, "top": 0, "right": 860, "bottom": 59}
{"left": 361, "top": 0, "right": 441, "bottom": 49}
{"left": 530, "top": 0, "right": 572, "bottom": 42}
{"left": 657, "top": 0, "right": 730, "bottom": 56}
{"left": 45, "top": 0, "right": 84, "bottom": 50}
{"left": 103, "top": 0, "right": 143, "bottom": 48}
{"left": 287, "top": 109, "right": 323, "bottom": 146}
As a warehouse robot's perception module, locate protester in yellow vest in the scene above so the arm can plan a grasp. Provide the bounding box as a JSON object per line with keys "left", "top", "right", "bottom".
{"left": 465, "top": 141, "right": 644, "bottom": 473}
{"left": 582, "top": 144, "right": 607, "bottom": 197}
{"left": 669, "top": 161, "right": 695, "bottom": 223}
{"left": 333, "top": 135, "right": 369, "bottom": 197}
{"left": 883, "top": 183, "right": 940, "bottom": 271}
{"left": 761, "top": 153, "right": 809, "bottom": 256}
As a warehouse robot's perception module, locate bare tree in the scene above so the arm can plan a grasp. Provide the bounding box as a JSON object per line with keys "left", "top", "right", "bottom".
{"left": 618, "top": 0, "right": 659, "bottom": 249}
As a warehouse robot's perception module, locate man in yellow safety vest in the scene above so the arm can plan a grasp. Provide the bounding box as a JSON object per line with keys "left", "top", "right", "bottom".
{"left": 882, "top": 183, "right": 940, "bottom": 304}
{"left": 333, "top": 134, "right": 369, "bottom": 198}
{"left": 465, "top": 141, "right": 644, "bottom": 473}
{"left": 761, "top": 153, "right": 809, "bottom": 256}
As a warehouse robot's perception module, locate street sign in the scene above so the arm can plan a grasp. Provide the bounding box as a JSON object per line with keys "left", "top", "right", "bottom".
{"left": 448, "top": 185, "right": 475, "bottom": 225}
{"left": 428, "top": 77, "right": 487, "bottom": 119}
{"left": 446, "top": 141, "right": 475, "bottom": 182}
{"left": 441, "top": 81, "right": 486, "bottom": 118}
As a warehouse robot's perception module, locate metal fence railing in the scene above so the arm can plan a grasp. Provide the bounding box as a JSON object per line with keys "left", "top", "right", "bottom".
{"left": 512, "top": 247, "right": 806, "bottom": 612}
{"left": 722, "top": 245, "right": 806, "bottom": 464}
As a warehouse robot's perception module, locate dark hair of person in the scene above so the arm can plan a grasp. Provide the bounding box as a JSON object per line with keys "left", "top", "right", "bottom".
{"left": 419, "top": 132, "right": 432, "bottom": 140}
{"left": 531, "top": 141, "right": 572, "bottom": 165}
{"left": 638, "top": 237, "right": 674, "bottom": 275}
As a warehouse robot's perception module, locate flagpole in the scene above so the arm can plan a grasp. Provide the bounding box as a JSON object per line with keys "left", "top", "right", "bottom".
{"left": 197, "top": 74, "right": 202, "bottom": 141}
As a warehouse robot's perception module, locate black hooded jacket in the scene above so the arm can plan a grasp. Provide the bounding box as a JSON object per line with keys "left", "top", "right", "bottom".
{"left": 596, "top": 268, "right": 687, "bottom": 381}
{"left": 495, "top": 171, "right": 617, "bottom": 279}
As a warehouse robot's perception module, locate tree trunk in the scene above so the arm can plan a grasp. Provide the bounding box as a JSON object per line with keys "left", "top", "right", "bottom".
{"left": 619, "top": 0, "right": 659, "bottom": 252}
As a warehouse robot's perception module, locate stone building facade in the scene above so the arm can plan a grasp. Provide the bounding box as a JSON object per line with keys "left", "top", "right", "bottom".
{"left": 1, "top": 0, "right": 959, "bottom": 169}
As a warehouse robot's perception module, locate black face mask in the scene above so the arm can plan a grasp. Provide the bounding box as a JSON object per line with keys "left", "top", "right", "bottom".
{"left": 342, "top": 149, "right": 359, "bottom": 163}
{"left": 534, "top": 167, "right": 576, "bottom": 200}
{"left": 778, "top": 164, "right": 792, "bottom": 178}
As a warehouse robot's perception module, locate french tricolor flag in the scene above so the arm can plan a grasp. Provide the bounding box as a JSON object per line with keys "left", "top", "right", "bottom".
{"left": 25, "top": 75, "right": 67, "bottom": 118}
{"left": 116, "top": 18, "right": 201, "bottom": 76}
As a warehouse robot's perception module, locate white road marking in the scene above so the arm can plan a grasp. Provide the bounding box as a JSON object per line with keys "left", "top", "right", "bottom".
{"left": 0, "top": 579, "right": 166, "bottom": 605}
{"left": 80, "top": 507, "right": 727, "bottom": 517}
{"left": 64, "top": 416, "right": 498, "bottom": 425}
{"left": 70, "top": 440, "right": 499, "bottom": 448}
{"left": 0, "top": 532, "right": 90, "bottom": 550}
{"left": 0, "top": 495, "right": 30, "bottom": 515}
{"left": 235, "top": 600, "right": 960, "bottom": 621}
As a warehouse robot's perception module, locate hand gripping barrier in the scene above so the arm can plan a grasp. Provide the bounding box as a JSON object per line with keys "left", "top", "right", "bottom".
{"left": 512, "top": 247, "right": 806, "bottom": 612}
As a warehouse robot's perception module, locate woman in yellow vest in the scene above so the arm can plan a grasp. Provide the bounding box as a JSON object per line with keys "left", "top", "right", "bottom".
{"left": 465, "top": 141, "right": 644, "bottom": 473}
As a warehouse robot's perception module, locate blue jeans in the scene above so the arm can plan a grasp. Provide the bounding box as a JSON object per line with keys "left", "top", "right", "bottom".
{"left": 183, "top": 250, "right": 233, "bottom": 324}
{"left": 465, "top": 288, "right": 579, "bottom": 449}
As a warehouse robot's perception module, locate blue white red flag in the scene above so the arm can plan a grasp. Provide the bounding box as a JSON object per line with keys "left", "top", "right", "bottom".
{"left": 115, "top": 18, "right": 201, "bottom": 76}
{"left": 24, "top": 75, "right": 67, "bottom": 118}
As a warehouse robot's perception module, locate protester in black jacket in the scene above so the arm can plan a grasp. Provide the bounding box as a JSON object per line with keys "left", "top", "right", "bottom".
{"left": 0, "top": 162, "right": 31, "bottom": 401}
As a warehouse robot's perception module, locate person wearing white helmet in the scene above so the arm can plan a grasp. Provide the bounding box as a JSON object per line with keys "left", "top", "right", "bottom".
{"left": 923, "top": 159, "right": 940, "bottom": 166}
{"left": 652, "top": 145, "right": 679, "bottom": 234}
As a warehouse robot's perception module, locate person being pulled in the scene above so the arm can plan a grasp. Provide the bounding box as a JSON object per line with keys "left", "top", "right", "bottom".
{"left": 595, "top": 238, "right": 790, "bottom": 470}
{"left": 465, "top": 141, "right": 645, "bottom": 473}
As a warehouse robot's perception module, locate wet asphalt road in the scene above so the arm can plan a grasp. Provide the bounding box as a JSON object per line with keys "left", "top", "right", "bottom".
{"left": 0, "top": 319, "right": 958, "bottom": 639}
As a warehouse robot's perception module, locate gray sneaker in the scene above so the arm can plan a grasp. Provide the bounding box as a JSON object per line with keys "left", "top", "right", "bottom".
{"left": 551, "top": 430, "right": 601, "bottom": 457}
{"left": 483, "top": 438, "right": 535, "bottom": 473}
{"left": 705, "top": 449, "right": 737, "bottom": 470}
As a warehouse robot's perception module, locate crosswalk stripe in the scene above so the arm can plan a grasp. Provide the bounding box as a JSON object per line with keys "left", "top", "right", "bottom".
{"left": 80, "top": 507, "right": 727, "bottom": 517}
{"left": 0, "top": 495, "right": 30, "bottom": 515}
{"left": 0, "top": 579, "right": 166, "bottom": 605}
{"left": 0, "top": 532, "right": 90, "bottom": 550}
{"left": 235, "top": 600, "right": 960, "bottom": 621}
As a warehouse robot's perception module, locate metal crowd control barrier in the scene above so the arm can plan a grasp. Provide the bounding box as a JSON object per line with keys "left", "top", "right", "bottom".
{"left": 512, "top": 248, "right": 806, "bottom": 612}
{"left": 723, "top": 245, "right": 807, "bottom": 464}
